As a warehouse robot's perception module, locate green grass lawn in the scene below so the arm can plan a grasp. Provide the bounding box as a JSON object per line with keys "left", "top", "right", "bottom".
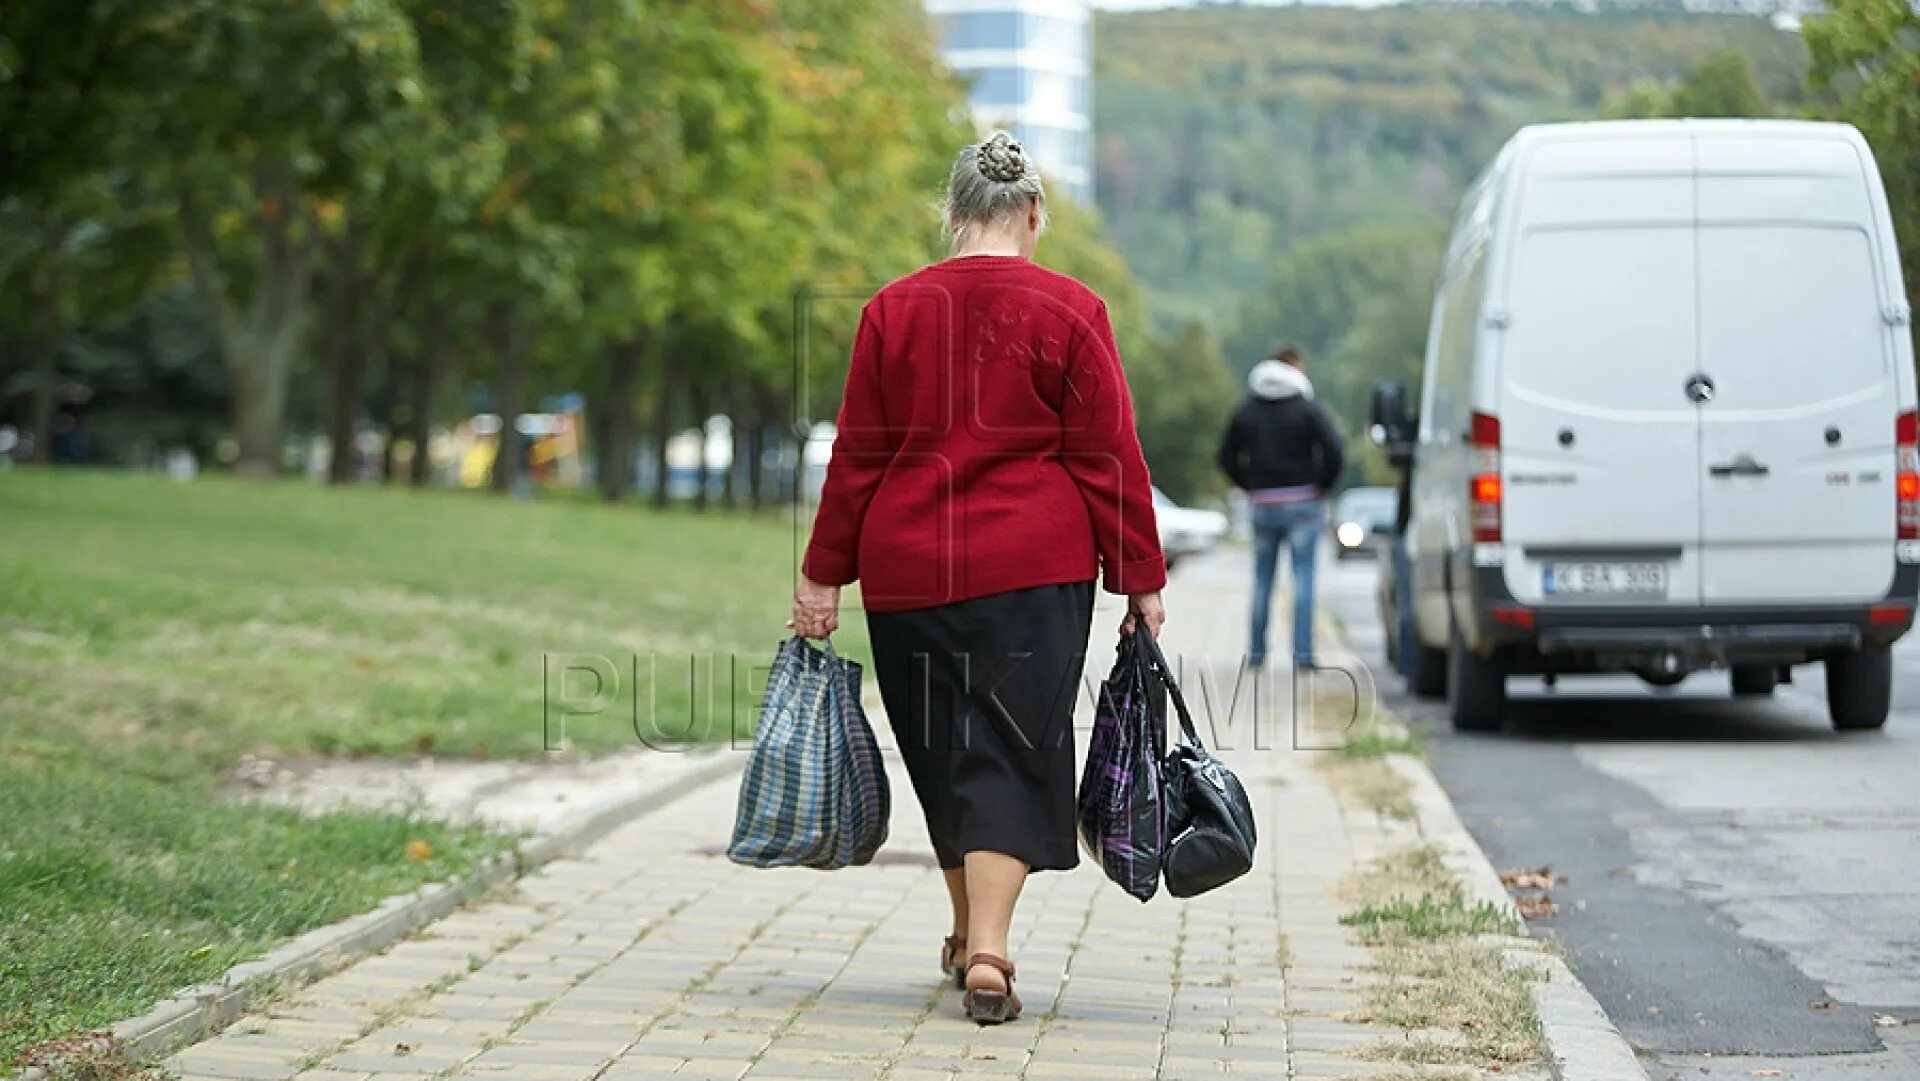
{"left": 0, "top": 469, "right": 849, "bottom": 1067}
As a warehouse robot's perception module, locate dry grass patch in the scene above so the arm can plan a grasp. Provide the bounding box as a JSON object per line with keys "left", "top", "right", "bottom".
{"left": 1355, "top": 937, "right": 1543, "bottom": 1067}
{"left": 1340, "top": 845, "right": 1455, "bottom": 910}
{"left": 1321, "top": 755, "right": 1415, "bottom": 820}
{"left": 1333, "top": 846, "right": 1545, "bottom": 1073}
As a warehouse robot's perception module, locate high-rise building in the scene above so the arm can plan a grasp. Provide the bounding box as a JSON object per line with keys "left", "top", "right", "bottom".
{"left": 925, "top": 1, "right": 1094, "bottom": 204}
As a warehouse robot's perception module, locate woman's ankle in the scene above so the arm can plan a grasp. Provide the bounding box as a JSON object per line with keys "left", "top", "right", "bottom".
{"left": 964, "top": 957, "right": 1010, "bottom": 993}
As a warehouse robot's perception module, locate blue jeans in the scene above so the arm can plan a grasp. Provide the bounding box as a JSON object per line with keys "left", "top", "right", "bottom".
{"left": 1249, "top": 499, "right": 1322, "bottom": 665}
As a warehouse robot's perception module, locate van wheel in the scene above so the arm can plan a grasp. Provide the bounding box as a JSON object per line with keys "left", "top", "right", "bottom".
{"left": 1826, "top": 648, "right": 1891, "bottom": 731}
{"left": 1409, "top": 640, "right": 1447, "bottom": 698}
{"left": 1447, "top": 628, "right": 1507, "bottom": 732}
{"left": 1730, "top": 663, "right": 1777, "bottom": 697}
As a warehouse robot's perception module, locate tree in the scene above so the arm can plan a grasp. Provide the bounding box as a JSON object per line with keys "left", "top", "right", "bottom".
{"left": 1807, "top": 0, "right": 1920, "bottom": 357}
{"left": 1226, "top": 222, "right": 1447, "bottom": 441}
{"left": 1607, "top": 50, "right": 1770, "bottom": 119}
{"left": 1131, "top": 321, "right": 1238, "bottom": 502}
{"left": 109, "top": 1, "right": 438, "bottom": 477}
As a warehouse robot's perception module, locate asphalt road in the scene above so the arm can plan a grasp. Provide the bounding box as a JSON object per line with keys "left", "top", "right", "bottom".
{"left": 1304, "top": 549, "right": 1920, "bottom": 1080}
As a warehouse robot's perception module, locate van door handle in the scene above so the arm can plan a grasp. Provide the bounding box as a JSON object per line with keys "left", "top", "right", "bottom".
{"left": 1709, "top": 454, "right": 1770, "bottom": 478}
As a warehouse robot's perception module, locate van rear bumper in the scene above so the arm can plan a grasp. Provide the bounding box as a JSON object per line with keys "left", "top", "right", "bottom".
{"left": 1536, "top": 622, "right": 1861, "bottom": 665}
{"left": 1467, "top": 564, "right": 1920, "bottom": 660}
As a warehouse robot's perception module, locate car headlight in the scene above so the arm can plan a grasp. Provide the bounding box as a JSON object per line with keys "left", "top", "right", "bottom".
{"left": 1336, "top": 521, "right": 1366, "bottom": 548}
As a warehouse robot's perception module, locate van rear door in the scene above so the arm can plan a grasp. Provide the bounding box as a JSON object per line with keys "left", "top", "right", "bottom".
{"left": 1694, "top": 135, "right": 1896, "bottom": 604}
{"left": 1498, "top": 136, "right": 1704, "bottom": 608}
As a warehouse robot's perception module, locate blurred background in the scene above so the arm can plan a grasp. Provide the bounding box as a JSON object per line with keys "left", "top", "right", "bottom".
{"left": 8, "top": 0, "right": 1908, "bottom": 504}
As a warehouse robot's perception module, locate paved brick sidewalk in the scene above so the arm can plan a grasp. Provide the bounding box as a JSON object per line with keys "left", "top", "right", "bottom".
{"left": 165, "top": 554, "right": 1486, "bottom": 1081}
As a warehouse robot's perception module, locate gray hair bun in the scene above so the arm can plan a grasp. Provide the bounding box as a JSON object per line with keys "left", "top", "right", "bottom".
{"left": 976, "top": 132, "right": 1032, "bottom": 183}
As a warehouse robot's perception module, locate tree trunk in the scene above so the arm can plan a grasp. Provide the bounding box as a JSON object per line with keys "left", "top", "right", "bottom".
{"left": 721, "top": 386, "right": 742, "bottom": 509}
{"left": 746, "top": 383, "right": 782, "bottom": 511}
{"left": 408, "top": 294, "right": 446, "bottom": 487}
{"left": 181, "top": 161, "right": 315, "bottom": 481}
{"left": 26, "top": 224, "right": 63, "bottom": 464}
{"left": 374, "top": 348, "right": 398, "bottom": 481}
{"left": 648, "top": 344, "right": 677, "bottom": 509}
{"left": 488, "top": 303, "right": 529, "bottom": 494}
{"left": 598, "top": 335, "right": 643, "bottom": 502}
{"left": 324, "top": 222, "right": 366, "bottom": 485}
{"left": 28, "top": 325, "right": 56, "bottom": 465}
{"left": 690, "top": 374, "right": 713, "bottom": 512}
{"left": 229, "top": 338, "right": 298, "bottom": 479}
{"left": 765, "top": 388, "right": 796, "bottom": 508}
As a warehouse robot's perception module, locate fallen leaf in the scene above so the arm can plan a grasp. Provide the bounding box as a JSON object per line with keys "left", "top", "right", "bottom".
{"left": 1499, "top": 866, "right": 1566, "bottom": 889}
{"left": 404, "top": 839, "right": 433, "bottom": 862}
{"left": 1516, "top": 894, "right": 1560, "bottom": 919}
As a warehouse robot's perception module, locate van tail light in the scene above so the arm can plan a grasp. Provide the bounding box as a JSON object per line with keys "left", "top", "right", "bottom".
{"left": 1491, "top": 604, "right": 1534, "bottom": 629}
{"left": 1869, "top": 603, "right": 1911, "bottom": 627}
{"left": 1469, "top": 410, "right": 1502, "bottom": 543}
{"left": 1899, "top": 409, "right": 1919, "bottom": 541}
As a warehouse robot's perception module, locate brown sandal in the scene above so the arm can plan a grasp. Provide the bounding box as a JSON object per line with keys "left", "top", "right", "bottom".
{"left": 961, "top": 953, "right": 1022, "bottom": 1024}
{"left": 940, "top": 935, "right": 967, "bottom": 988}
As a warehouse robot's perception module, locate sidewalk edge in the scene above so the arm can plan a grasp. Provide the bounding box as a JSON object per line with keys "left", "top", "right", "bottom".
{"left": 1386, "top": 755, "right": 1649, "bottom": 1081}
{"left": 17, "top": 752, "right": 740, "bottom": 1081}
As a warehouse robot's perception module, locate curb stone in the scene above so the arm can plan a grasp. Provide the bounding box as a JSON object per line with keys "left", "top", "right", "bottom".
{"left": 16, "top": 750, "right": 741, "bottom": 1081}
{"left": 1386, "top": 755, "right": 1650, "bottom": 1081}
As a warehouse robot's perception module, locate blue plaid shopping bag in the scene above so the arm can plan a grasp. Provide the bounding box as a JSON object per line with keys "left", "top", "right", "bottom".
{"left": 728, "top": 637, "right": 889, "bottom": 869}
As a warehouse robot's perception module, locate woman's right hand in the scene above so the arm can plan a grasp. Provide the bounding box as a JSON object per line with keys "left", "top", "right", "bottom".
{"left": 1120, "top": 590, "right": 1166, "bottom": 639}
{"left": 788, "top": 577, "right": 841, "bottom": 639}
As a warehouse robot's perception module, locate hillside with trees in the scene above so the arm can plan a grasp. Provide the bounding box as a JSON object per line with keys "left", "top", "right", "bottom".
{"left": 1091, "top": 4, "right": 1821, "bottom": 480}
{"left": 1092, "top": 5, "right": 1808, "bottom": 329}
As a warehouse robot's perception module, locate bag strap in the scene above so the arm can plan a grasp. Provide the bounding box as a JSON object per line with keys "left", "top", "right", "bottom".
{"left": 1134, "top": 627, "right": 1205, "bottom": 751}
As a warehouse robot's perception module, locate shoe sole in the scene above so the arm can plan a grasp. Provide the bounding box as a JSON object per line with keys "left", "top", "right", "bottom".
{"left": 962, "top": 990, "right": 1018, "bottom": 1024}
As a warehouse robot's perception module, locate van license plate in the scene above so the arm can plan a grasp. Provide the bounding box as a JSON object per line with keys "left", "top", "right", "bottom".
{"left": 1543, "top": 562, "right": 1668, "bottom": 597}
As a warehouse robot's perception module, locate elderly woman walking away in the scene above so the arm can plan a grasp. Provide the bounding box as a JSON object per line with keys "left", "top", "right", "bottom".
{"left": 788, "top": 132, "right": 1168, "bottom": 1025}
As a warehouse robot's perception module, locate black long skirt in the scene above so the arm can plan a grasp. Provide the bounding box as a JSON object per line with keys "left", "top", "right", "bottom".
{"left": 866, "top": 580, "right": 1095, "bottom": 873}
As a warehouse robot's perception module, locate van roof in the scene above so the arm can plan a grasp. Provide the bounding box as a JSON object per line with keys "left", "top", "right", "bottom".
{"left": 1490, "top": 119, "right": 1874, "bottom": 186}
{"left": 1509, "top": 118, "right": 1865, "bottom": 152}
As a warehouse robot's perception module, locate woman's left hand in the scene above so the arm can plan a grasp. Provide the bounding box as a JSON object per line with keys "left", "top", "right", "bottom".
{"left": 788, "top": 577, "right": 841, "bottom": 639}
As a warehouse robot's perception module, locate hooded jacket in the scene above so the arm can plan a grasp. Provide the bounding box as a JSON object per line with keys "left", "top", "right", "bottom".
{"left": 1217, "top": 360, "right": 1345, "bottom": 496}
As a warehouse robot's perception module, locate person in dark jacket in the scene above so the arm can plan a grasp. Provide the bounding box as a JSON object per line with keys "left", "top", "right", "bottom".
{"left": 1218, "top": 345, "right": 1345, "bottom": 666}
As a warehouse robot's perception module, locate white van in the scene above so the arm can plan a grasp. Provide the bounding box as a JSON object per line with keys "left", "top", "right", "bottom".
{"left": 1371, "top": 119, "right": 1917, "bottom": 732}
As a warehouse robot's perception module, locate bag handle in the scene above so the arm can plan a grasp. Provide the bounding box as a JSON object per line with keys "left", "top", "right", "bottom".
{"left": 1133, "top": 627, "right": 1205, "bottom": 751}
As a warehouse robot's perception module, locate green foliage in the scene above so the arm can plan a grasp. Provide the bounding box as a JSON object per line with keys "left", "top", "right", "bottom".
{"left": 1132, "top": 320, "right": 1238, "bottom": 503}
{"left": 1225, "top": 222, "right": 1447, "bottom": 474}
{"left": 1340, "top": 726, "right": 1424, "bottom": 759}
{"left": 1807, "top": 0, "right": 1920, "bottom": 355}
{"left": 1341, "top": 895, "right": 1515, "bottom": 943}
{"left": 0, "top": 0, "right": 994, "bottom": 484}
{"left": 1606, "top": 49, "right": 1771, "bottom": 118}
{"left": 1095, "top": 6, "right": 1807, "bottom": 331}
